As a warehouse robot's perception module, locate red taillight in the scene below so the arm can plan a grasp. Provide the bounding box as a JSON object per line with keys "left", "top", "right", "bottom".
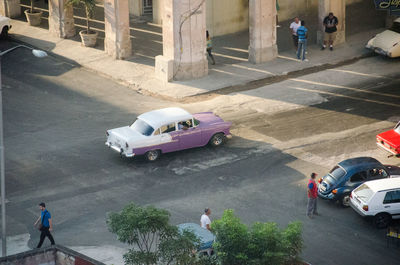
{"left": 318, "top": 178, "right": 322, "bottom": 183}
{"left": 362, "top": 205, "right": 369, "bottom": 211}
{"left": 350, "top": 193, "right": 352, "bottom": 199}
{"left": 332, "top": 189, "right": 337, "bottom": 194}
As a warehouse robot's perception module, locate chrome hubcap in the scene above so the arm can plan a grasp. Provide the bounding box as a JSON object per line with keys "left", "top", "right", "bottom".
{"left": 214, "top": 136, "right": 222, "bottom": 145}
{"left": 148, "top": 151, "right": 158, "bottom": 161}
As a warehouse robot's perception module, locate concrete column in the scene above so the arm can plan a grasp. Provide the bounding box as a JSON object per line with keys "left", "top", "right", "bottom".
{"left": 318, "top": 0, "right": 345, "bottom": 45}
{"left": 0, "top": 0, "right": 21, "bottom": 18}
{"left": 48, "top": 0, "right": 75, "bottom": 38}
{"left": 248, "top": 0, "right": 277, "bottom": 64}
{"left": 153, "top": 0, "right": 163, "bottom": 25}
{"left": 155, "top": 0, "right": 207, "bottom": 82}
{"left": 104, "top": 0, "right": 132, "bottom": 60}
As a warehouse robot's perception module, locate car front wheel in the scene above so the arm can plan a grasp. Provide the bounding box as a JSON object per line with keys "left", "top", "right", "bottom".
{"left": 340, "top": 193, "right": 351, "bottom": 207}
{"left": 374, "top": 213, "right": 391, "bottom": 229}
{"left": 209, "top": 133, "right": 225, "bottom": 147}
{"left": 145, "top": 150, "right": 160, "bottom": 162}
{"left": 0, "top": 26, "right": 8, "bottom": 40}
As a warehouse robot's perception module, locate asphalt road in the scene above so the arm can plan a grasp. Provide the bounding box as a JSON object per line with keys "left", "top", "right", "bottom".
{"left": 2, "top": 39, "right": 400, "bottom": 265}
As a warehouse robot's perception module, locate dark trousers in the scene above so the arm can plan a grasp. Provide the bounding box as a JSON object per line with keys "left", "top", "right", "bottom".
{"left": 207, "top": 48, "right": 215, "bottom": 64}
{"left": 292, "top": 35, "right": 299, "bottom": 48}
{"left": 37, "top": 227, "right": 55, "bottom": 248}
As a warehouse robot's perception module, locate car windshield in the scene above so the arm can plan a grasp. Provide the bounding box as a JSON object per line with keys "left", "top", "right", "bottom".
{"left": 390, "top": 22, "right": 400, "bottom": 34}
{"left": 354, "top": 184, "right": 374, "bottom": 203}
{"left": 130, "top": 118, "right": 154, "bottom": 136}
{"left": 329, "top": 165, "right": 346, "bottom": 180}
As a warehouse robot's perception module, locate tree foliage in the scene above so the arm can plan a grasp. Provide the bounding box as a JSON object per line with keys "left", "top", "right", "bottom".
{"left": 212, "top": 209, "right": 303, "bottom": 265}
{"left": 107, "top": 203, "right": 204, "bottom": 265}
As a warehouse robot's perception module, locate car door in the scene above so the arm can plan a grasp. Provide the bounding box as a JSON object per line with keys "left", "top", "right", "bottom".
{"left": 347, "top": 171, "right": 367, "bottom": 190}
{"left": 382, "top": 189, "right": 400, "bottom": 219}
{"left": 175, "top": 118, "right": 202, "bottom": 150}
{"left": 154, "top": 123, "right": 180, "bottom": 153}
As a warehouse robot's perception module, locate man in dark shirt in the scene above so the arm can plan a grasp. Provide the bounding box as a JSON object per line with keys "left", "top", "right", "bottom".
{"left": 34, "top": 202, "right": 55, "bottom": 248}
{"left": 322, "top": 12, "right": 338, "bottom": 51}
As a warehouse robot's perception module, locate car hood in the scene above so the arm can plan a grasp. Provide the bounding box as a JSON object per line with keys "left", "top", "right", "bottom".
{"left": 107, "top": 126, "right": 145, "bottom": 143}
{"left": 370, "top": 30, "right": 400, "bottom": 51}
{"left": 377, "top": 129, "right": 400, "bottom": 148}
{"left": 386, "top": 165, "right": 400, "bottom": 177}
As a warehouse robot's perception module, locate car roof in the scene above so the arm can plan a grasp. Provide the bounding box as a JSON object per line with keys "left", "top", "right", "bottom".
{"left": 338, "top": 157, "right": 383, "bottom": 172}
{"left": 362, "top": 178, "right": 400, "bottom": 192}
{"left": 138, "top": 107, "right": 192, "bottom": 129}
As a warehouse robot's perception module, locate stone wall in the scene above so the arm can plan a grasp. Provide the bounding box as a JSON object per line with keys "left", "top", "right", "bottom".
{"left": 0, "top": 245, "right": 104, "bottom": 265}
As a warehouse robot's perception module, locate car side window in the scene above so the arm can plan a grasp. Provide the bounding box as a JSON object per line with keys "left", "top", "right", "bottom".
{"left": 194, "top": 118, "right": 200, "bottom": 126}
{"left": 368, "top": 168, "right": 388, "bottom": 180}
{"left": 153, "top": 128, "right": 161, "bottom": 136}
{"left": 350, "top": 171, "right": 367, "bottom": 182}
{"left": 383, "top": 190, "right": 400, "bottom": 204}
{"left": 177, "top": 119, "right": 193, "bottom": 130}
{"left": 160, "top": 123, "right": 176, "bottom": 134}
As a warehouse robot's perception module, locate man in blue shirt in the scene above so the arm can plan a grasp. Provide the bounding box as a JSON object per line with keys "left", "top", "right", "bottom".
{"left": 296, "top": 21, "right": 308, "bottom": 61}
{"left": 34, "top": 202, "right": 55, "bottom": 248}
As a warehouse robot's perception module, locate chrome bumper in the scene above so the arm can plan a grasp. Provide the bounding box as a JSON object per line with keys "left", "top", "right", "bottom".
{"left": 376, "top": 142, "right": 398, "bottom": 155}
{"left": 105, "top": 142, "right": 135, "bottom": 158}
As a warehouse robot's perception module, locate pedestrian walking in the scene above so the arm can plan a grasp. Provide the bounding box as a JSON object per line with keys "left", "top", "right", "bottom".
{"left": 200, "top": 208, "right": 212, "bottom": 231}
{"left": 307, "top": 173, "right": 319, "bottom": 219}
{"left": 206, "top": 30, "right": 215, "bottom": 65}
{"left": 289, "top": 17, "right": 301, "bottom": 50}
{"left": 296, "top": 21, "right": 308, "bottom": 61}
{"left": 34, "top": 202, "right": 55, "bottom": 248}
{"left": 321, "top": 12, "right": 338, "bottom": 51}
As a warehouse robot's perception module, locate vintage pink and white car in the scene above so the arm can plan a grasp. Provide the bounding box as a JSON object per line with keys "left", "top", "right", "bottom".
{"left": 105, "top": 107, "right": 232, "bottom": 161}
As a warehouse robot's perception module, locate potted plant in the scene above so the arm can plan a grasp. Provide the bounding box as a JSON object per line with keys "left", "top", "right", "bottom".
{"left": 66, "top": 0, "right": 98, "bottom": 47}
{"left": 24, "top": 0, "right": 43, "bottom": 26}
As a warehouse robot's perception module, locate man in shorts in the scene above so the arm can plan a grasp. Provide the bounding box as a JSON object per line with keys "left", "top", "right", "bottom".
{"left": 322, "top": 12, "right": 338, "bottom": 51}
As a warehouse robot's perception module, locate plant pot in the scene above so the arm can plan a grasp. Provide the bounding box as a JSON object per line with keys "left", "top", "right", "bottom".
{"left": 24, "top": 10, "right": 43, "bottom": 26}
{"left": 79, "top": 30, "right": 98, "bottom": 47}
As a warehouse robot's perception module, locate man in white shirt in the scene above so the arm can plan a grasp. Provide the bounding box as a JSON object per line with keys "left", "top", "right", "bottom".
{"left": 289, "top": 17, "right": 301, "bottom": 50}
{"left": 200, "top": 208, "right": 211, "bottom": 231}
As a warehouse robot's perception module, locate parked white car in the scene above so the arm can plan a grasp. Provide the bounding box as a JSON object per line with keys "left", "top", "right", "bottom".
{"left": 350, "top": 178, "right": 400, "bottom": 228}
{"left": 366, "top": 18, "right": 400, "bottom": 58}
{"left": 0, "top": 15, "right": 11, "bottom": 39}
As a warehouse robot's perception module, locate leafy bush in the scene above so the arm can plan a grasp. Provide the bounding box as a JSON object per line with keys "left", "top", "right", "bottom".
{"left": 212, "top": 210, "right": 303, "bottom": 265}
{"left": 107, "top": 203, "right": 201, "bottom": 265}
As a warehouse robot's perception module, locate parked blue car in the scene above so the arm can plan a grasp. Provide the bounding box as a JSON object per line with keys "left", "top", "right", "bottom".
{"left": 318, "top": 157, "right": 400, "bottom": 207}
{"left": 177, "top": 223, "right": 215, "bottom": 255}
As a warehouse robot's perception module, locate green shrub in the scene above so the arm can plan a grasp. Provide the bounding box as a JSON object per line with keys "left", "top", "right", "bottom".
{"left": 212, "top": 209, "right": 303, "bottom": 265}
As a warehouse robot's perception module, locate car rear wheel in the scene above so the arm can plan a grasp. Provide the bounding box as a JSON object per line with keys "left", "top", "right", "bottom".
{"left": 0, "top": 26, "right": 8, "bottom": 40}
{"left": 340, "top": 193, "right": 351, "bottom": 207}
{"left": 209, "top": 133, "right": 225, "bottom": 147}
{"left": 374, "top": 213, "right": 391, "bottom": 229}
{"left": 145, "top": 150, "right": 160, "bottom": 162}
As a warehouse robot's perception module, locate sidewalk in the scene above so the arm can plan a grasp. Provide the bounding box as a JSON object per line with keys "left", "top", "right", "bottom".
{"left": 8, "top": 19, "right": 381, "bottom": 100}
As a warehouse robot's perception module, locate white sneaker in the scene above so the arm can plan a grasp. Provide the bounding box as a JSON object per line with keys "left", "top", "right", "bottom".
{"left": 303, "top": 59, "right": 309, "bottom": 62}
{"left": 276, "top": 25, "right": 281, "bottom": 28}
